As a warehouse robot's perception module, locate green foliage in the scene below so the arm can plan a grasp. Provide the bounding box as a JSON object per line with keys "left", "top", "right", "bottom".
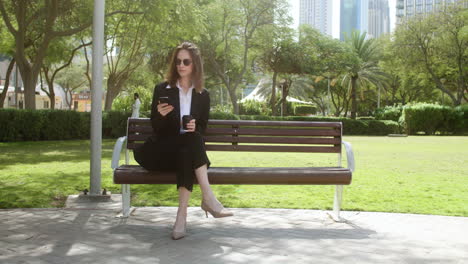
{"left": 401, "top": 103, "right": 465, "bottom": 135}
{"left": 209, "top": 111, "right": 240, "bottom": 120}
{"left": 41, "top": 110, "right": 90, "bottom": 140}
{"left": 294, "top": 104, "right": 317, "bottom": 115}
{"left": 102, "top": 111, "right": 132, "bottom": 138}
{"left": 0, "top": 109, "right": 130, "bottom": 142}
{"left": 238, "top": 100, "right": 271, "bottom": 115}
{"left": 236, "top": 115, "right": 399, "bottom": 135}
{"left": 392, "top": 4, "right": 467, "bottom": 106}
{"left": 375, "top": 105, "right": 403, "bottom": 122}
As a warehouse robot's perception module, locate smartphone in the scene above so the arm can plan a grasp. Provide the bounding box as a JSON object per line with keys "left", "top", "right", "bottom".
{"left": 159, "top": 96, "right": 170, "bottom": 104}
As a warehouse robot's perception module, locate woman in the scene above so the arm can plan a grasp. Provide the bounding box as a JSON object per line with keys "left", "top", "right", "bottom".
{"left": 134, "top": 42, "right": 233, "bottom": 240}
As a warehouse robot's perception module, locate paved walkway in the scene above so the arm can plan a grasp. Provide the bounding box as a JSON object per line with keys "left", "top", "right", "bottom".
{"left": 1, "top": 195, "right": 467, "bottom": 264}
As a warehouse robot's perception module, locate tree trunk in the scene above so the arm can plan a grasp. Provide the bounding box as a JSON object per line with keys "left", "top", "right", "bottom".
{"left": 42, "top": 68, "right": 56, "bottom": 109}
{"left": 270, "top": 71, "right": 278, "bottom": 116}
{"left": 0, "top": 59, "right": 15, "bottom": 108}
{"left": 350, "top": 76, "right": 357, "bottom": 119}
{"left": 105, "top": 76, "right": 123, "bottom": 111}
{"left": 281, "top": 79, "right": 291, "bottom": 116}
{"left": 227, "top": 85, "right": 238, "bottom": 114}
{"left": 22, "top": 73, "right": 39, "bottom": 110}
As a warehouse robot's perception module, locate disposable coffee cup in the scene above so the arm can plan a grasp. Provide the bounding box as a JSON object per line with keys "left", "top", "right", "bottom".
{"left": 182, "top": 115, "right": 193, "bottom": 130}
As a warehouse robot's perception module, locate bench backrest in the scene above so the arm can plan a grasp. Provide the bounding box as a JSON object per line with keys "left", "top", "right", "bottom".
{"left": 127, "top": 118, "right": 343, "bottom": 154}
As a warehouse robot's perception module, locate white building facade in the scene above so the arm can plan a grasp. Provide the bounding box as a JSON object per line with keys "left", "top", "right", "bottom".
{"left": 299, "top": 0, "right": 333, "bottom": 36}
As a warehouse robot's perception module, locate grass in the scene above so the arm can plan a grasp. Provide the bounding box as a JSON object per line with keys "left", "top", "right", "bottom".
{"left": 0, "top": 136, "right": 467, "bottom": 216}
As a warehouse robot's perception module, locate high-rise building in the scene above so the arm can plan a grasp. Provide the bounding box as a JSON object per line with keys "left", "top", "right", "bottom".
{"left": 396, "top": 0, "right": 468, "bottom": 23}
{"left": 340, "top": 0, "right": 369, "bottom": 40}
{"left": 299, "top": 0, "right": 333, "bottom": 36}
{"left": 368, "top": 0, "right": 390, "bottom": 38}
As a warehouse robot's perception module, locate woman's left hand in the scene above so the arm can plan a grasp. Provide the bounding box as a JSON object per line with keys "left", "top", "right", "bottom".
{"left": 186, "top": 119, "right": 196, "bottom": 132}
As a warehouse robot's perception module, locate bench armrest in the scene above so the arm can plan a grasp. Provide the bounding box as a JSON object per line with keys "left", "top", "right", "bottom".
{"left": 342, "top": 141, "right": 355, "bottom": 172}
{"left": 111, "top": 136, "right": 127, "bottom": 170}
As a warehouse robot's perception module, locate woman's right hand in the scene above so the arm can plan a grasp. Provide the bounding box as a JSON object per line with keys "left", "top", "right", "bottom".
{"left": 157, "top": 103, "right": 174, "bottom": 117}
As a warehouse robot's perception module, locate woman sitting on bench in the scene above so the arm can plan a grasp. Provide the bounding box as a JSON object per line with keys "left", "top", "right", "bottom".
{"left": 133, "top": 42, "right": 233, "bottom": 240}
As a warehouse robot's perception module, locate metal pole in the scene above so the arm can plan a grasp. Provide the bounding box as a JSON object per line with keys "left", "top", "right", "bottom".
{"left": 90, "top": 0, "right": 105, "bottom": 195}
{"left": 377, "top": 85, "right": 381, "bottom": 109}
{"left": 327, "top": 77, "right": 331, "bottom": 116}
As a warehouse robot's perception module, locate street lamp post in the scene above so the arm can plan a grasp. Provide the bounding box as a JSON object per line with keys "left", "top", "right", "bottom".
{"left": 90, "top": 0, "right": 105, "bottom": 195}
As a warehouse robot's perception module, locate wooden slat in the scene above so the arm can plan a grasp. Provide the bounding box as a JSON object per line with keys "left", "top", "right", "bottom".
{"left": 128, "top": 134, "right": 153, "bottom": 141}
{"left": 208, "top": 119, "right": 342, "bottom": 128}
{"left": 128, "top": 118, "right": 152, "bottom": 124}
{"left": 205, "top": 127, "right": 340, "bottom": 137}
{"left": 203, "top": 136, "right": 341, "bottom": 145}
{"left": 205, "top": 145, "right": 340, "bottom": 153}
{"left": 114, "top": 165, "right": 352, "bottom": 185}
{"left": 129, "top": 126, "right": 154, "bottom": 134}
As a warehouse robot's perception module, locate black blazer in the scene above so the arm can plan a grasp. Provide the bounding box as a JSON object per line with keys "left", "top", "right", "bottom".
{"left": 150, "top": 81, "right": 210, "bottom": 136}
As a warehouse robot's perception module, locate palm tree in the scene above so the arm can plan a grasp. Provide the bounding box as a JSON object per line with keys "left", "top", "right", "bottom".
{"left": 342, "top": 31, "right": 389, "bottom": 119}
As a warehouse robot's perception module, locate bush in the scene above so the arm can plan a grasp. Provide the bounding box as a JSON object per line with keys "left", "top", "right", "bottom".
{"left": 209, "top": 111, "right": 240, "bottom": 120}
{"left": 0, "top": 109, "right": 130, "bottom": 142}
{"left": 401, "top": 103, "right": 464, "bottom": 135}
{"left": 236, "top": 114, "right": 399, "bottom": 135}
{"left": 375, "top": 105, "right": 403, "bottom": 122}
{"left": 357, "top": 116, "right": 375, "bottom": 120}
{"left": 294, "top": 104, "right": 317, "bottom": 116}
{"left": 102, "top": 111, "right": 131, "bottom": 138}
{"left": 239, "top": 100, "right": 271, "bottom": 115}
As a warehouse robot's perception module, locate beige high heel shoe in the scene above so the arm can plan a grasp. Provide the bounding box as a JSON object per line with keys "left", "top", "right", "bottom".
{"left": 171, "top": 222, "right": 186, "bottom": 240}
{"left": 201, "top": 200, "right": 234, "bottom": 218}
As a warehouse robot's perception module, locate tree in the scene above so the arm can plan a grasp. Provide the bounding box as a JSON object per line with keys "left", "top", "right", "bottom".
{"left": 0, "top": 0, "right": 93, "bottom": 109}
{"left": 393, "top": 4, "right": 467, "bottom": 105}
{"left": 0, "top": 0, "right": 143, "bottom": 109}
{"left": 258, "top": 27, "right": 301, "bottom": 115}
{"left": 0, "top": 20, "right": 16, "bottom": 108}
{"left": 200, "top": 0, "right": 288, "bottom": 114}
{"left": 342, "top": 31, "right": 388, "bottom": 119}
{"left": 55, "top": 63, "right": 88, "bottom": 110}
{"left": 41, "top": 37, "right": 91, "bottom": 109}
{"left": 298, "top": 25, "right": 355, "bottom": 116}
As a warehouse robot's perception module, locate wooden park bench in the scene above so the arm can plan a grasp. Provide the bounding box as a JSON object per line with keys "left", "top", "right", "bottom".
{"left": 111, "top": 118, "right": 355, "bottom": 221}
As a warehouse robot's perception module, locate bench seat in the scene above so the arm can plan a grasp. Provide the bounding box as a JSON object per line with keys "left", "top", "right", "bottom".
{"left": 112, "top": 118, "right": 355, "bottom": 221}
{"left": 114, "top": 165, "right": 352, "bottom": 185}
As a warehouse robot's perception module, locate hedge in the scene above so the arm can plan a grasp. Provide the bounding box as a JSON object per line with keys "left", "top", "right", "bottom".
{"left": 375, "top": 105, "right": 403, "bottom": 122}
{"left": 0, "top": 109, "right": 130, "bottom": 142}
{"left": 294, "top": 105, "right": 317, "bottom": 115}
{"left": 0, "top": 108, "right": 402, "bottom": 141}
{"left": 401, "top": 103, "right": 466, "bottom": 135}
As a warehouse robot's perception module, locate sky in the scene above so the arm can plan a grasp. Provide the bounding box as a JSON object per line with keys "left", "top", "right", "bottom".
{"left": 289, "top": 0, "right": 397, "bottom": 39}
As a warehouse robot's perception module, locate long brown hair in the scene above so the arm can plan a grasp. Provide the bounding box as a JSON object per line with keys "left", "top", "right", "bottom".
{"left": 165, "top": 42, "right": 204, "bottom": 93}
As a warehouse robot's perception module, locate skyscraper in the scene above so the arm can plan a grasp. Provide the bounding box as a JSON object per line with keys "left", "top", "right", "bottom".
{"left": 299, "top": 0, "right": 333, "bottom": 36}
{"left": 368, "top": 0, "right": 390, "bottom": 38}
{"left": 340, "top": 0, "right": 369, "bottom": 40}
{"left": 396, "top": 0, "right": 468, "bottom": 23}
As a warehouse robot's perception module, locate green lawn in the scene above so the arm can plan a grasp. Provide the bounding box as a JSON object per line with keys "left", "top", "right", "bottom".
{"left": 0, "top": 136, "right": 467, "bottom": 216}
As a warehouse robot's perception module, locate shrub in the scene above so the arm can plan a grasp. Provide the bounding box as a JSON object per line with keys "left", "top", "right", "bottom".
{"left": 401, "top": 103, "right": 464, "bottom": 135}
{"left": 0, "top": 109, "right": 131, "bottom": 142}
{"left": 357, "top": 116, "right": 375, "bottom": 120}
{"left": 375, "top": 105, "right": 403, "bottom": 122}
{"left": 102, "top": 111, "right": 131, "bottom": 138}
{"left": 294, "top": 104, "right": 317, "bottom": 116}
{"left": 239, "top": 100, "right": 271, "bottom": 115}
{"left": 209, "top": 111, "right": 239, "bottom": 120}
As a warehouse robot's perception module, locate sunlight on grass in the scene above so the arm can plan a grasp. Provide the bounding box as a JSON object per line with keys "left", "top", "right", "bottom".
{"left": 0, "top": 136, "right": 467, "bottom": 216}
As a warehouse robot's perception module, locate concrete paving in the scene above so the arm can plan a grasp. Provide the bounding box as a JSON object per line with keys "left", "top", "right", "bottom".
{"left": 1, "top": 195, "right": 467, "bottom": 264}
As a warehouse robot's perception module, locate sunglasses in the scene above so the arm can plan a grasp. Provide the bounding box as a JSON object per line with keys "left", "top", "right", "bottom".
{"left": 176, "top": 59, "right": 192, "bottom": 66}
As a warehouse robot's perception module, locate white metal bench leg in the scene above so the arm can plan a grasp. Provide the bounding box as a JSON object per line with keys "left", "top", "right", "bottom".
{"left": 327, "top": 185, "right": 345, "bottom": 222}
{"left": 118, "top": 184, "right": 132, "bottom": 218}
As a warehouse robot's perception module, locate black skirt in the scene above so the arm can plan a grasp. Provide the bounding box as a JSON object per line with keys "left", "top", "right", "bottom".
{"left": 133, "top": 132, "right": 211, "bottom": 192}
